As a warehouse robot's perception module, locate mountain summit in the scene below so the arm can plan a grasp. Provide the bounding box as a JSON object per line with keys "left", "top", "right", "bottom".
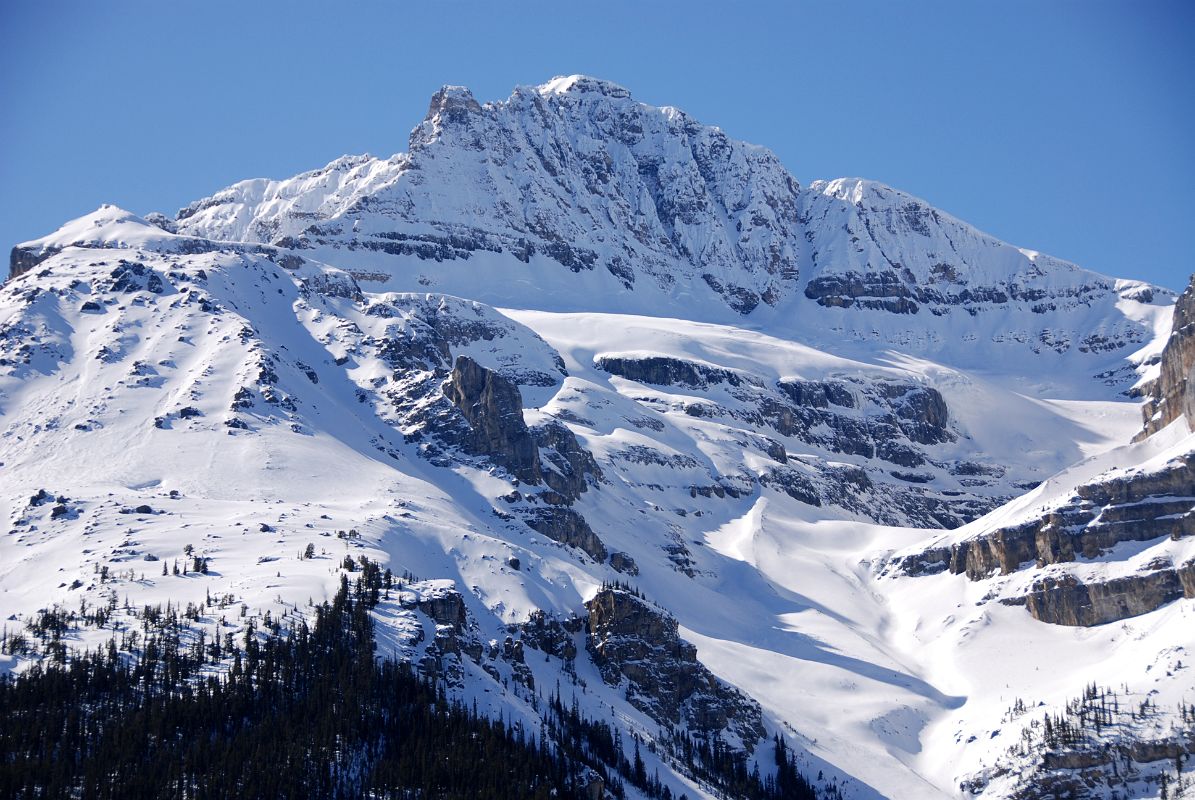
{"left": 159, "top": 77, "right": 1163, "bottom": 361}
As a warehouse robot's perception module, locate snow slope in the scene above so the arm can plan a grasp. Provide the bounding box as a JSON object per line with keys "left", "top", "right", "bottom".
{"left": 3, "top": 78, "right": 1192, "bottom": 799}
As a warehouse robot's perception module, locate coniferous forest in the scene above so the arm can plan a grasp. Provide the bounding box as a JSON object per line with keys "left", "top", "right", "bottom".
{"left": 0, "top": 560, "right": 819, "bottom": 800}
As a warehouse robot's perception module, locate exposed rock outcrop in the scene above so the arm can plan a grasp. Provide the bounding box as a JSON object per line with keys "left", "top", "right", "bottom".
{"left": 899, "top": 445, "right": 1195, "bottom": 626}
{"left": 410, "top": 353, "right": 592, "bottom": 495}
{"left": 444, "top": 355, "right": 542, "bottom": 484}
{"left": 395, "top": 582, "right": 487, "bottom": 685}
{"left": 532, "top": 421, "right": 603, "bottom": 503}
{"left": 769, "top": 378, "right": 952, "bottom": 451}
{"left": 585, "top": 586, "right": 764, "bottom": 748}
{"left": 801, "top": 267, "right": 1121, "bottom": 320}
{"left": 596, "top": 355, "right": 754, "bottom": 389}
{"left": 609, "top": 551, "right": 639, "bottom": 575}
{"left": 594, "top": 353, "right": 987, "bottom": 527}
{"left": 524, "top": 507, "right": 607, "bottom": 562}
{"left": 804, "top": 270, "right": 922, "bottom": 314}
{"left": 437, "top": 356, "right": 608, "bottom": 557}
{"left": 516, "top": 610, "right": 582, "bottom": 663}
{"left": 1139, "top": 273, "right": 1195, "bottom": 438}
{"left": 412, "top": 587, "right": 468, "bottom": 630}
{"left": 9, "top": 245, "right": 53, "bottom": 282}
{"left": 596, "top": 357, "right": 951, "bottom": 452}
{"left": 1008, "top": 560, "right": 1195, "bottom": 626}
{"left": 298, "top": 268, "right": 362, "bottom": 302}
{"left": 900, "top": 453, "right": 1195, "bottom": 582}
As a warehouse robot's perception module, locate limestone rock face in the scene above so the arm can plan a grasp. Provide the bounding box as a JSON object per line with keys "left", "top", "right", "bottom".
{"left": 434, "top": 354, "right": 600, "bottom": 506}
{"left": 608, "top": 551, "right": 639, "bottom": 575}
{"left": 524, "top": 507, "right": 607, "bottom": 562}
{"left": 899, "top": 453, "right": 1195, "bottom": 586}
{"left": 597, "top": 355, "right": 951, "bottom": 453}
{"left": 532, "top": 421, "right": 603, "bottom": 503}
{"left": 439, "top": 356, "right": 608, "bottom": 558}
{"left": 516, "top": 610, "right": 582, "bottom": 663}
{"left": 584, "top": 586, "right": 763, "bottom": 748}
{"left": 898, "top": 444, "right": 1195, "bottom": 628}
{"left": 1012, "top": 561, "right": 1195, "bottom": 626}
{"left": 767, "top": 376, "right": 954, "bottom": 460}
{"left": 594, "top": 353, "right": 993, "bottom": 528}
{"left": 1139, "top": 273, "right": 1195, "bottom": 438}
{"left": 444, "top": 355, "right": 541, "bottom": 484}
{"left": 414, "top": 588, "right": 468, "bottom": 629}
{"left": 596, "top": 355, "right": 753, "bottom": 389}
{"left": 803, "top": 270, "right": 922, "bottom": 314}
{"left": 8, "top": 245, "right": 50, "bottom": 281}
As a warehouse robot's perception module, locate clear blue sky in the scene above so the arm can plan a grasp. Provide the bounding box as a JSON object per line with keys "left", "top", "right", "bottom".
{"left": 2, "top": 0, "right": 1192, "bottom": 289}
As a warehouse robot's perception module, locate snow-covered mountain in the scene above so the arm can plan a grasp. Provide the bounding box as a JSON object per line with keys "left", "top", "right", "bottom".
{"left": 3, "top": 77, "right": 1191, "bottom": 799}
{"left": 131, "top": 75, "right": 1166, "bottom": 380}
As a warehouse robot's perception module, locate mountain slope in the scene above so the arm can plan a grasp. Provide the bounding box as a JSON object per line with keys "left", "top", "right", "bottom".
{"left": 888, "top": 275, "right": 1195, "bottom": 796}
{"left": 3, "top": 78, "right": 1192, "bottom": 800}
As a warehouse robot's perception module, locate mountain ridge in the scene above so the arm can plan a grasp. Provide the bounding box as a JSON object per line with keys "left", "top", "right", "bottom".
{"left": 145, "top": 77, "right": 1167, "bottom": 328}
{"left": 14, "top": 82, "right": 1172, "bottom": 396}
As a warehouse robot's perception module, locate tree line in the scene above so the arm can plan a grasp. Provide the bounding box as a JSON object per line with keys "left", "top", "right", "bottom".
{"left": 0, "top": 558, "right": 825, "bottom": 799}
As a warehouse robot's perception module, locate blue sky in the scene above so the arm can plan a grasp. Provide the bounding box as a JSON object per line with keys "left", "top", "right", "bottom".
{"left": 2, "top": 0, "right": 1192, "bottom": 289}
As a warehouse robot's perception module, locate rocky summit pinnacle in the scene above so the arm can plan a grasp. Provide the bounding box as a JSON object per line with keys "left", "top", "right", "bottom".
{"left": 538, "top": 74, "right": 633, "bottom": 98}
{"left": 425, "top": 84, "right": 484, "bottom": 121}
